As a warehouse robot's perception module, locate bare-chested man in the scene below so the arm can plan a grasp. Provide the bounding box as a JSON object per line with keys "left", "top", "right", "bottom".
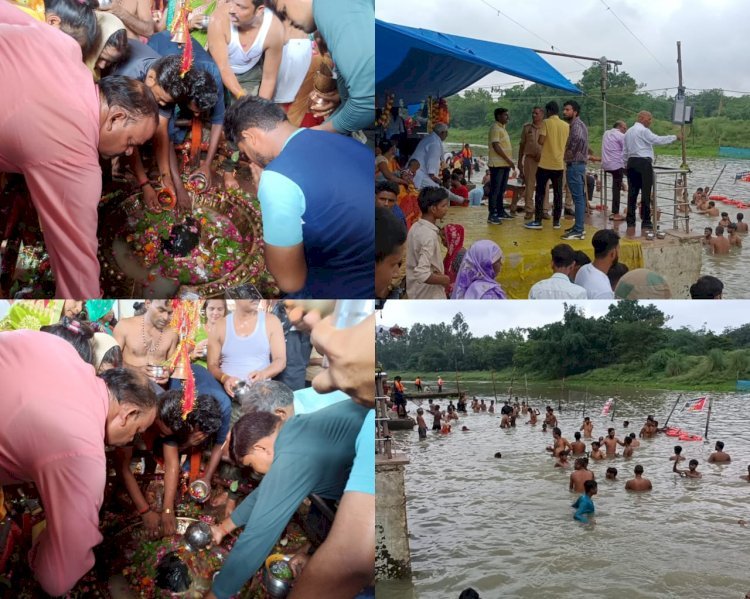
{"left": 740, "top": 464, "right": 750, "bottom": 482}
{"left": 624, "top": 464, "right": 652, "bottom": 492}
{"left": 699, "top": 200, "right": 720, "bottom": 218}
{"left": 589, "top": 441, "right": 604, "bottom": 461}
{"left": 570, "top": 431, "right": 586, "bottom": 455}
{"left": 673, "top": 459, "right": 702, "bottom": 479}
{"left": 628, "top": 432, "right": 640, "bottom": 448}
{"left": 569, "top": 457, "right": 595, "bottom": 493}
{"left": 547, "top": 427, "right": 571, "bottom": 457}
{"left": 100, "top": 0, "right": 155, "bottom": 39}
{"left": 114, "top": 300, "right": 179, "bottom": 388}
{"left": 622, "top": 435, "right": 634, "bottom": 458}
{"left": 670, "top": 445, "right": 685, "bottom": 462}
{"left": 728, "top": 224, "right": 743, "bottom": 248}
{"left": 711, "top": 225, "right": 731, "bottom": 255}
{"left": 580, "top": 416, "right": 593, "bottom": 438}
{"left": 736, "top": 213, "right": 748, "bottom": 233}
{"left": 544, "top": 406, "right": 558, "bottom": 428}
{"left": 526, "top": 408, "right": 538, "bottom": 425}
{"left": 602, "top": 428, "right": 625, "bottom": 457}
{"left": 639, "top": 417, "right": 657, "bottom": 439}
{"left": 707, "top": 440, "right": 731, "bottom": 463}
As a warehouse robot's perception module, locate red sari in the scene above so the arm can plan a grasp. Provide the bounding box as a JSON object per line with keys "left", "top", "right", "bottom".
{"left": 442, "top": 223, "right": 466, "bottom": 295}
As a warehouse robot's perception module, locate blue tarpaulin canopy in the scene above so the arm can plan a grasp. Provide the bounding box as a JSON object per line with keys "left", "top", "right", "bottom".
{"left": 376, "top": 19, "right": 581, "bottom": 105}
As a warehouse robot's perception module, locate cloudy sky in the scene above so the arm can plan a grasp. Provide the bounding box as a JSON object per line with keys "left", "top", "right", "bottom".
{"left": 376, "top": 0, "right": 750, "bottom": 96}
{"left": 380, "top": 300, "right": 750, "bottom": 337}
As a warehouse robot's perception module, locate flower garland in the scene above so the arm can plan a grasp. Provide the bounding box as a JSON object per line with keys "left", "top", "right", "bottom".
{"left": 377, "top": 92, "right": 394, "bottom": 128}
{"left": 168, "top": 300, "right": 202, "bottom": 419}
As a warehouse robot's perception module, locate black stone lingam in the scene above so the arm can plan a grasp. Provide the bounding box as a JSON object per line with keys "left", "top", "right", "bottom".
{"left": 162, "top": 217, "right": 201, "bottom": 257}
{"left": 155, "top": 552, "right": 191, "bottom": 592}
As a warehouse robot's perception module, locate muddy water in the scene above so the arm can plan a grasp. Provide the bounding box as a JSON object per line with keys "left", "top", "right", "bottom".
{"left": 378, "top": 388, "right": 750, "bottom": 599}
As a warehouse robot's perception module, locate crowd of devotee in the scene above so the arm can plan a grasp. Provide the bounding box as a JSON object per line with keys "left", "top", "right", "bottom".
{"left": 0, "top": 299, "right": 375, "bottom": 598}
{"left": 374, "top": 100, "right": 737, "bottom": 300}
{"left": 0, "top": 0, "right": 374, "bottom": 299}
{"left": 388, "top": 388, "right": 749, "bottom": 525}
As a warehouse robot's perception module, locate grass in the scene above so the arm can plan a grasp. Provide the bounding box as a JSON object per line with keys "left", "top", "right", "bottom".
{"left": 389, "top": 364, "right": 739, "bottom": 393}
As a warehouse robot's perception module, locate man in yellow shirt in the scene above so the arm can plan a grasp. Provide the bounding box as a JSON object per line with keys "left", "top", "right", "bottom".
{"left": 487, "top": 107, "right": 515, "bottom": 225}
{"left": 525, "top": 101, "right": 569, "bottom": 231}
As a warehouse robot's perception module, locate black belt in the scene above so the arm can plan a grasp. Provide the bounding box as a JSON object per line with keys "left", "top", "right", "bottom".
{"left": 565, "top": 161, "right": 586, "bottom": 166}
{"left": 628, "top": 156, "right": 653, "bottom": 162}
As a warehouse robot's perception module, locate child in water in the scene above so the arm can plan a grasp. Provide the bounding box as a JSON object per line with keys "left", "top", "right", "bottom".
{"left": 572, "top": 479, "right": 598, "bottom": 523}
{"left": 416, "top": 408, "right": 427, "bottom": 440}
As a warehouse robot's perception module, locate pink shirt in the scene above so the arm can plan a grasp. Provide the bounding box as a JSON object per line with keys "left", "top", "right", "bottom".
{"left": 0, "top": 330, "right": 109, "bottom": 596}
{"left": 0, "top": 4, "right": 102, "bottom": 298}
{"left": 601, "top": 127, "right": 626, "bottom": 171}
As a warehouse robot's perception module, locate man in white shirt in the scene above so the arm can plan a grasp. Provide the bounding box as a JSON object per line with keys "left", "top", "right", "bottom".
{"left": 529, "top": 243, "right": 588, "bottom": 299}
{"left": 623, "top": 111, "right": 681, "bottom": 234}
{"left": 601, "top": 121, "right": 627, "bottom": 220}
{"left": 410, "top": 123, "right": 449, "bottom": 189}
{"left": 575, "top": 229, "right": 620, "bottom": 299}
{"left": 406, "top": 187, "right": 450, "bottom": 299}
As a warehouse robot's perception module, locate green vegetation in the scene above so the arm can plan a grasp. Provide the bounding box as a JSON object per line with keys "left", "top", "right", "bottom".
{"left": 377, "top": 303, "right": 750, "bottom": 391}
{"left": 443, "top": 65, "right": 750, "bottom": 159}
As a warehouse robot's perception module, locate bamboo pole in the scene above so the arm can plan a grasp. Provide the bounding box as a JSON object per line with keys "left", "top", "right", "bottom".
{"left": 610, "top": 397, "right": 616, "bottom": 422}
{"left": 507, "top": 367, "right": 516, "bottom": 402}
{"left": 704, "top": 396, "right": 713, "bottom": 441}
{"left": 491, "top": 371, "right": 498, "bottom": 404}
{"left": 662, "top": 394, "right": 683, "bottom": 429}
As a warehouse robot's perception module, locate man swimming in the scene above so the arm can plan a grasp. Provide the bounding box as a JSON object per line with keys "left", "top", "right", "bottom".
{"left": 605, "top": 467, "right": 617, "bottom": 481}
{"left": 622, "top": 436, "right": 634, "bottom": 458}
{"left": 580, "top": 416, "right": 594, "bottom": 438}
{"left": 625, "top": 464, "right": 652, "bottom": 491}
{"left": 673, "top": 459, "right": 702, "bottom": 479}
{"left": 707, "top": 440, "right": 731, "bottom": 463}
{"left": 590, "top": 441, "right": 604, "bottom": 461}
{"left": 602, "top": 428, "right": 625, "bottom": 457}
{"left": 570, "top": 431, "right": 586, "bottom": 455}
{"left": 569, "top": 457, "right": 595, "bottom": 493}
{"left": 670, "top": 445, "right": 685, "bottom": 463}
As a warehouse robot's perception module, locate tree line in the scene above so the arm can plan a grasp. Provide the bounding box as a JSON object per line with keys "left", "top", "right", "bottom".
{"left": 447, "top": 65, "right": 750, "bottom": 151}
{"left": 376, "top": 302, "right": 750, "bottom": 381}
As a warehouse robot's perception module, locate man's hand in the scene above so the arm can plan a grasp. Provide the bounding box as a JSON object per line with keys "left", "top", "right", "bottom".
{"left": 142, "top": 184, "right": 160, "bottom": 213}
{"left": 223, "top": 375, "right": 240, "bottom": 397}
{"left": 161, "top": 510, "right": 177, "bottom": 536}
{"left": 191, "top": 163, "right": 213, "bottom": 190}
{"left": 173, "top": 178, "right": 192, "bottom": 212}
{"left": 309, "top": 89, "right": 340, "bottom": 119}
{"left": 247, "top": 370, "right": 264, "bottom": 383}
{"left": 210, "top": 524, "right": 226, "bottom": 546}
{"left": 142, "top": 510, "right": 161, "bottom": 539}
{"left": 288, "top": 545, "right": 312, "bottom": 578}
{"left": 310, "top": 314, "right": 375, "bottom": 407}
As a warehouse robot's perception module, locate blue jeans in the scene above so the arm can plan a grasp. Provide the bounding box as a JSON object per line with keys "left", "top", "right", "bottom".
{"left": 566, "top": 162, "right": 586, "bottom": 232}
{"left": 169, "top": 363, "right": 232, "bottom": 444}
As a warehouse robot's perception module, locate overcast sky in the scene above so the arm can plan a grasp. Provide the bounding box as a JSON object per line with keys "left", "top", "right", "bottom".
{"left": 377, "top": 0, "right": 750, "bottom": 96}
{"left": 380, "top": 300, "right": 750, "bottom": 337}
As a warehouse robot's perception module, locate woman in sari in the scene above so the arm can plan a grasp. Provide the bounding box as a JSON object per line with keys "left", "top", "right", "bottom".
{"left": 451, "top": 240, "right": 507, "bottom": 300}
{"left": 441, "top": 224, "right": 466, "bottom": 297}
{"left": 376, "top": 141, "right": 409, "bottom": 187}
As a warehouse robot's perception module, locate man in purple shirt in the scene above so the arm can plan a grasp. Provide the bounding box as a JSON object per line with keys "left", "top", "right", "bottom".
{"left": 560, "top": 101, "right": 597, "bottom": 240}
{"left": 601, "top": 121, "right": 627, "bottom": 220}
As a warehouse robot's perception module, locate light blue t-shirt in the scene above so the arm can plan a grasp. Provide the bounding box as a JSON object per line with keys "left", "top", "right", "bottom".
{"left": 345, "top": 409, "right": 374, "bottom": 495}
{"left": 293, "top": 387, "right": 349, "bottom": 415}
{"left": 257, "top": 128, "right": 307, "bottom": 247}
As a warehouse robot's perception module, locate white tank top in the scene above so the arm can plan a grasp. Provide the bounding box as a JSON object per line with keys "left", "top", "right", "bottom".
{"left": 273, "top": 38, "right": 312, "bottom": 103}
{"left": 227, "top": 7, "right": 274, "bottom": 75}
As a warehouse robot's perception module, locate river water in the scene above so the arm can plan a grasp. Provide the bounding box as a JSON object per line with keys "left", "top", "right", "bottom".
{"left": 377, "top": 386, "right": 750, "bottom": 599}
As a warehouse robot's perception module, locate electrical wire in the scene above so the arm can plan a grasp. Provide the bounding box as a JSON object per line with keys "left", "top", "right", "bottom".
{"left": 598, "top": 0, "right": 672, "bottom": 75}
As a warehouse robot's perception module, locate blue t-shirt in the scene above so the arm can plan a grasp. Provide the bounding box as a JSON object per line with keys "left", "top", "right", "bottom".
{"left": 392, "top": 204, "right": 407, "bottom": 227}
{"left": 147, "top": 31, "right": 225, "bottom": 126}
{"left": 261, "top": 128, "right": 374, "bottom": 298}
{"left": 572, "top": 494, "right": 595, "bottom": 523}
